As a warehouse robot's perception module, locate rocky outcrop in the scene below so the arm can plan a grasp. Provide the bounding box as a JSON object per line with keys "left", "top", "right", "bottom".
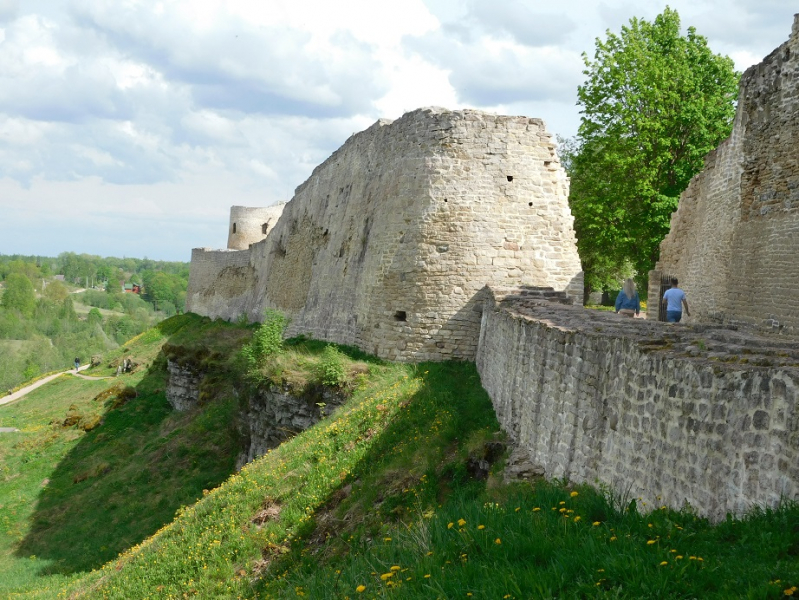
{"left": 165, "top": 359, "right": 203, "bottom": 412}
{"left": 237, "top": 384, "right": 347, "bottom": 467}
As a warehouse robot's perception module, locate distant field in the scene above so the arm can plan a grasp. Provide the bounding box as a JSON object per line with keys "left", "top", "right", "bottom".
{"left": 71, "top": 300, "right": 125, "bottom": 318}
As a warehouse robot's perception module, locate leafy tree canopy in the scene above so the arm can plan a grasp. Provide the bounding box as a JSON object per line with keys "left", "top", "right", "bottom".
{"left": 2, "top": 273, "right": 37, "bottom": 317}
{"left": 566, "top": 7, "right": 739, "bottom": 295}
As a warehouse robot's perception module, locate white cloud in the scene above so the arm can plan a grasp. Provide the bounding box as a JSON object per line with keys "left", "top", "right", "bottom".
{"left": 0, "top": 0, "right": 795, "bottom": 260}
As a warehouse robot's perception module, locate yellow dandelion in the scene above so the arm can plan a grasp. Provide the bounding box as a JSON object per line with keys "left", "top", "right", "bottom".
{"left": 426, "top": 551, "right": 433, "bottom": 556}
{"left": 610, "top": 536, "right": 617, "bottom": 541}
{"left": 676, "top": 555, "right": 683, "bottom": 560}
{"left": 458, "top": 518, "right": 466, "bottom": 527}
{"left": 390, "top": 565, "right": 401, "bottom": 572}
{"left": 384, "top": 537, "right": 392, "bottom": 542}
{"left": 380, "top": 572, "right": 394, "bottom": 581}
{"left": 574, "top": 516, "right": 582, "bottom": 523}
{"left": 478, "top": 525, "right": 485, "bottom": 530}
{"left": 515, "top": 507, "right": 521, "bottom": 512}
{"left": 559, "top": 501, "right": 566, "bottom": 505}
{"left": 559, "top": 508, "right": 567, "bottom": 513}
{"left": 424, "top": 574, "right": 431, "bottom": 579}
{"left": 785, "top": 589, "right": 795, "bottom": 597}
{"left": 660, "top": 561, "right": 668, "bottom": 566}
{"left": 570, "top": 491, "right": 579, "bottom": 497}
{"left": 646, "top": 540, "right": 657, "bottom": 545}
{"left": 356, "top": 585, "right": 366, "bottom": 593}
{"left": 593, "top": 521, "right": 601, "bottom": 526}
{"left": 533, "top": 507, "right": 541, "bottom": 512}
{"left": 495, "top": 538, "right": 502, "bottom": 545}
{"left": 448, "top": 522, "right": 454, "bottom": 529}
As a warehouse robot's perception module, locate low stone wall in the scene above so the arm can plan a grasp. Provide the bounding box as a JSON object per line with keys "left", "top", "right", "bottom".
{"left": 186, "top": 247, "right": 255, "bottom": 320}
{"left": 476, "top": 291, "right": 799, "bottom": 521}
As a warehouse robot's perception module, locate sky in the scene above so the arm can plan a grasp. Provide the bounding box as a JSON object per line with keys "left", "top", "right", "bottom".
{"left": 0, "top": 0, "right": 795, "bottom": 262}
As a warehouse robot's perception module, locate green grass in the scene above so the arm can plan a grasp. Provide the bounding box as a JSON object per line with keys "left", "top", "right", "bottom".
{"left": 0, "top": 314, "right": 250, "bottom": 597}
{"left": 2, "top": 317, "right": 799, "bottom": 598}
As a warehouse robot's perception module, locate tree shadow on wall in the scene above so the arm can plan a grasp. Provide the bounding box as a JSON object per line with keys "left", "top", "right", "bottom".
{"left": 15, "top": 329, "right": 243, "bottom": 575}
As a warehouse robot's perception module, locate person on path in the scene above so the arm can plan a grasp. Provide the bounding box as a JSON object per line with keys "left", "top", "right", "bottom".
{"left": 74, "top": 357, "right": 80, "bottom": 372}
{"left": 662, "top": 278, "right": 690, "bottom": 323}
{"left": 614, "top": 278, "right": 641, "bottom": 318}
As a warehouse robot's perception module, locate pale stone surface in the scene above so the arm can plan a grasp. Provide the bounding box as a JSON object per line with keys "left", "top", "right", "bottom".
{"left": 187, "top": 107, "right": 584, "bottom": 360}
{"left": 165, "top": 360, "right": 203, "bottom": 411}
{"left": 654, "top": 15, "right": 799, "bottom": 338}
{"left": 227, "top": 204, "right": 286, "bottom": 250}
{"left": 477, "top": 289, "right": 799, "bottom": 521}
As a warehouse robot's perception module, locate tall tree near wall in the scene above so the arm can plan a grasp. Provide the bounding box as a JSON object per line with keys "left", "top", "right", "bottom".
{"left": 566, "top": 7, "right": 739, "bottom": 297}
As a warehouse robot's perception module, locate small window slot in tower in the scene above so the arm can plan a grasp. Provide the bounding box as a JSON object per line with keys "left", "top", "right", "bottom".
{"left": 507, "top": 175, "right": 514, "bottom": 182}
{"left": 232, "top": 223, "right": 237, "bottom": 233}
{"left": 394, "top": 311, "right": 407, "bottom": 322}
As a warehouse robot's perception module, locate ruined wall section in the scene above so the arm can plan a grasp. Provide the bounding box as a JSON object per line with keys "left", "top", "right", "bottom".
{"left": 477, "top": 293, "right": 799, "bottom": 521}
{"left": 243, "top": 108, "right": 583, "bottom": 361}
{"left": 227, "top": 204, "right": 286, "bottom": 250}
{"left": 656, "top": 15, "right": 799, "bottom": 336}
{"left": 185, "top": 248, "right": 255, "bottom": 320}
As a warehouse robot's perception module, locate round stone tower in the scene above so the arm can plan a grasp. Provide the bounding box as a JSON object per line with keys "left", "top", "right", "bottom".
{"left": 227, "top": 204, "right": 287, "bottom": 250}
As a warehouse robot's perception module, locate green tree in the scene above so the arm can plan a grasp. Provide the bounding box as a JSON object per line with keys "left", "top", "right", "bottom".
{"left": 43, "top": 280, "right": 69, "bottom": 304}
{"left": 567, "top": 7, "right": 739, "bottom": 296}
{"left": 2, "top": 273, "right": 37, "bottom": 317}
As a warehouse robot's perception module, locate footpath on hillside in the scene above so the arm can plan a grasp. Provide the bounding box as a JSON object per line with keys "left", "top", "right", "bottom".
{"left": 0, "top": 365, "right": 113, "bottom": 409}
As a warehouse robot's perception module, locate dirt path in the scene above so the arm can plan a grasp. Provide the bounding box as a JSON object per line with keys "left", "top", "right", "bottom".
{"left": 0, "top": 365, "right": 106, "bottom": 407}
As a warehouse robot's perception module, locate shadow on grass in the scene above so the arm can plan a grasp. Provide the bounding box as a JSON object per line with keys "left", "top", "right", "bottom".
{"left": 251, "top": 359, "right": 501, "bottom": 596}
{"left": 15, "top": 315, "right": 246, "bottom": 575}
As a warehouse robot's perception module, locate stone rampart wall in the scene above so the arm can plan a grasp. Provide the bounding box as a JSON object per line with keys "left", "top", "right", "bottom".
{"left": 655, "top": 15, "right": 799, "bottom": 337}
{"left": 188, "top": 107, "right": 583, "bottom": 361}
{"left": 477, "top": 292, "right": 799, "bottom": 521}
{"left": 185, "top": 248, "right": 255, "bottom": 320}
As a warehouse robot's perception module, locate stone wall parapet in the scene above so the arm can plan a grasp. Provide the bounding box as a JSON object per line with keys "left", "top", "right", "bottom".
{"left": 477, "top": 290, "right": 799, "bottom": 521}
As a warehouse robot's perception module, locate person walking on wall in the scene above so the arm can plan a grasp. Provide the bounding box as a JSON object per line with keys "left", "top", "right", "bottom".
{"left": 662, "top": 278, "right": 690, "bottom": 323}
{"left": 615, "top": 278, "right": 641, "bottom": 318}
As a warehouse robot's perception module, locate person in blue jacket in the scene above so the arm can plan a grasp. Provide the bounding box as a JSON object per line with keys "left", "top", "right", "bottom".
{"left": 614, "top": 278, "right": 640, "bottom": 318}
{"left": 662, "top": 278, "right": 690, "bottom": 322}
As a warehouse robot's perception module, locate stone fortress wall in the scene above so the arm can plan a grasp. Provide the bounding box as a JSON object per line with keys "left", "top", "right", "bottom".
{"left": 477, "top": 290, "right": 799, "bottom": 521}
{"left": 184, "top": 19, "right": 799, "bottom": 519}
{"left": 187, "top": 107, "right": 584, "bottom": 361}
{"left": 227, "top": 204, "right": 287, "bottom": 250}
{"left": 653, "top": 15, "right": 799, "bottom": 337}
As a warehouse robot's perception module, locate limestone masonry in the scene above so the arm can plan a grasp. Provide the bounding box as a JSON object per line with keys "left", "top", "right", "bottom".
{"left": 653, "top": 14, "right": 799, "bottom": 338}
{"left": 187, "top": 107, "right": 584, "bottom": 360}
{"left": 477, "top": 290, "right": 799, "bottom": 521}
{"left": 183, "top": 19, "right": 799, "bottom": 520}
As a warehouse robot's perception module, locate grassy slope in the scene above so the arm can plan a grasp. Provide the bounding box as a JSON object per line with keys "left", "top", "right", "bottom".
{"left": 0, "top": 314, "right": 248, "bottom": 598}
{"left": 2, "top": 316, "right": 799, "bottom": 598}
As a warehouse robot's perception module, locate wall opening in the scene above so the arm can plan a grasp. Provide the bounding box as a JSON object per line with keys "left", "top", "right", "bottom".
{"left": 507, "top": 175, "right": 514, "bottom": 182}
{"left": 232, "top": 223, "right": 237, "bottom": 233}
{"left": 394, "top": 311, "right": 407, "bottom": 322}
{"left": 262, "top": 223, "right": 268, "bottom": 234}
{"left": 528, "top": 202, "right": 533, "bottom": 207}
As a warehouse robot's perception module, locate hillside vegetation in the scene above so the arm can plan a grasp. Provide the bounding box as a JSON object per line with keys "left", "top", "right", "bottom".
{"left": 0, "top": 253, "right": 189, "bottom": 392}
{"left": 2, "top": 315, "right": 799, "bottom": 598}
